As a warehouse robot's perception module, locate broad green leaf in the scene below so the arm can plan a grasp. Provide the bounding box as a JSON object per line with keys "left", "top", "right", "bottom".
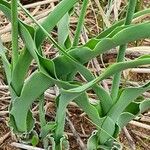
{"left": 38, "top": 95, "right": 46, "bottom": 128}
{"left": 19, "top": 1, "right": 150, "bottom": 96}
{"left": 31, "top": 131, "right": 39, "bottom": 146}
{"left": 11, "top": 50, "right": 32, "bottom": 96}
{"left": 54, "top": 91, "right": 104, "bottom": 143}
{"left": 87, "top": 131, "right": 98, "bottom": 150}
{"left": 18, "top": 23, "right": 39, "bottom": 64}
{"left": 108, "top": 83, "right": 150, "bottom": 121}
{"left": 0, "top": 3, "right": 11, "bottom": 20}
{"left": 0, "top": 38, "right": 11, "bottom": 84}
{"left": 11, "top": 21, "right": 35, "bottom": 96}
{"left": 1, "top": 0, "right": 150, "bottom": 94}
{"left": 35, "top": 0, "right": 78, "bottom": 48}
{"left": 40, "top": 122, "right": 56, "bottom": 139}
{"left": 0, "top": 0, "right": 78, "bottom": 96}
{"left": 10, "top": 71, "right": 53, "bottom": 132}
{"left": 118, "top": 99, "right": 150, "bottom": 128}
{"left": 140, "top": 99, "right": 150, "bottom": 113}
{"left": 58, "top": 13, "right": 71, "bottom": 49}
{"left": 118, "top": 112, "right": 135, "bottom": 128}
{"left": 74, "top": 94, "right": 103, "bottom": 124}
{"left": 98, "top": 117, "right": 116, "bottom": 144}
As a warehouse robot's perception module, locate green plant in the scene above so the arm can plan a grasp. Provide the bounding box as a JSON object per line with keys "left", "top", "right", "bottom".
{"left": 0, "top": 0, "right": 150, "bottom": 149}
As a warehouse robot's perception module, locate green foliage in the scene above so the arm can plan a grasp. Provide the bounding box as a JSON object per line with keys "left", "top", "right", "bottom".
{"left": 0, "top": 0, "right": 150, "bottom": 149}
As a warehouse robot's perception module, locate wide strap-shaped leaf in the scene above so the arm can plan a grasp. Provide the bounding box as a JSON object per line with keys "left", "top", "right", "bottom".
{"left": 108, "top": 83, "right": 150, "bottom": 121}
{"left": 53, "top": 52, "right": 150, "bottom": 145}
{"left": 1, "top": 1, "right": 150, "bottom": 64}
{"left": 0, "top": 1, "right": 11, "bottom": 20}
{"left": 18, "top": 23, "right": 39, "bottom": 64}
{"left": 16, "top": 0, "right": 150, "bottom": 91}
{"left": 10, "top": 50, "right": 32, "bottom": 96}
{"left": 10, "top": 71, "right": 53, "bottom": 132}
{"left": 9, "top": 21, "right": 81, "bottom": 133}
{"left": 35, "top": 0, "right": 78, "bottom": 48}
{"left": 54, "top": 91, "right": 106, "bottom": 145}
{"left": 118, "top": 112, "right": 135, "bottom": 129}
{"left": 18, "top": 21, "right": 58, "bottom": 79}
{"left": 52, "top": 23, "right": 150, "bottom": 116}
{"left": 140, "top": 99, "right": 150, "bottom": 113}
{"left": 13, "top": 18, "right": 111, "bottom": 138}
{"left": 98, "top": 117, "right": 116, "bottom": 144}
{"left": 11, "top": 18, "right": 35, "bottom": 97}
{"left": 0, "top": 38, "right": 11, "bottom": 84}
{"left": 87, "top": 131, "right": 98, "bottom": 150}
{"left": 75, "top": 93, "right": 103, "bottom": 125}
{"left": 54, "top": 84, "right": 116, "bottom": 146}
{"left": 118, "top": 99, "right": 150, "bottom": 128}
{"left": 58, "top": 13, "right": 71, "bottom": 49}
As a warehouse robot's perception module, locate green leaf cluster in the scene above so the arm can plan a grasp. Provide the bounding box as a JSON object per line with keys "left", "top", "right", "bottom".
{"left": 0, "top": 0, "right": 150, "bottom": 149}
